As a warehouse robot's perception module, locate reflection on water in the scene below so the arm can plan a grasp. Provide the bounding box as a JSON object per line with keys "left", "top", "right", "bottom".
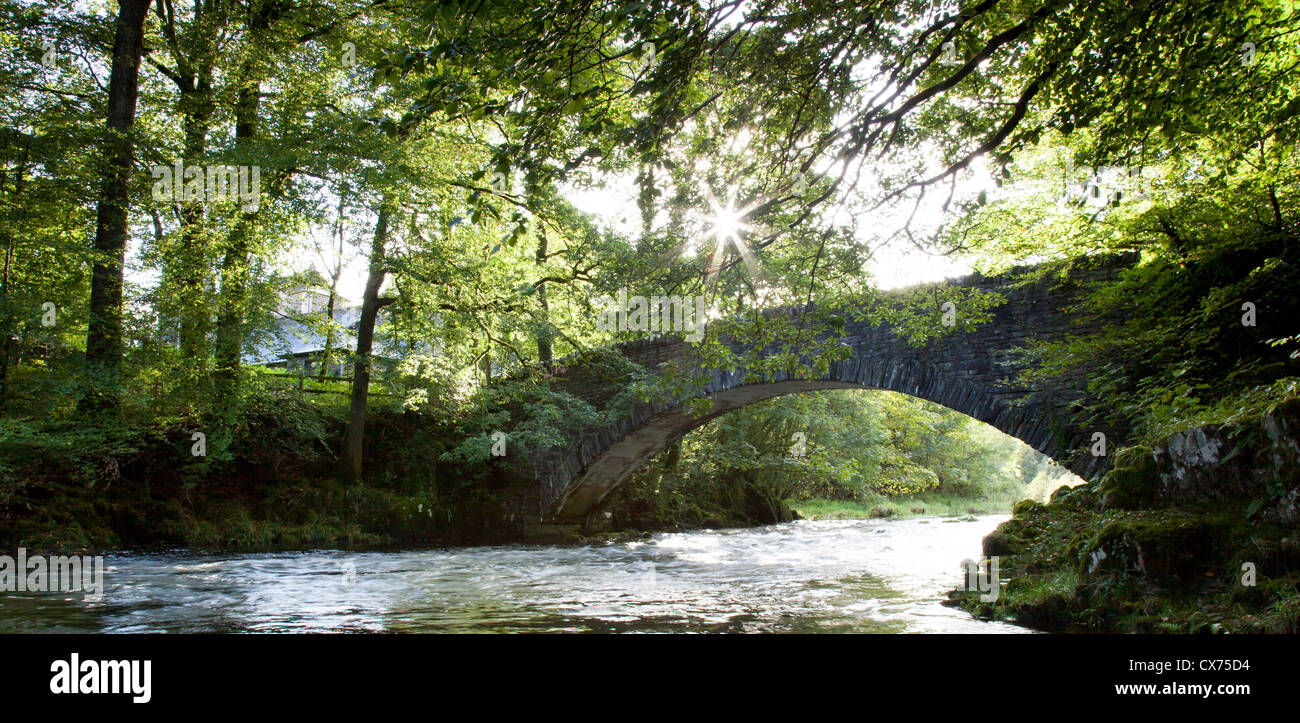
{"left": 0, "top": 515, "right": 1029, "bottom": 633}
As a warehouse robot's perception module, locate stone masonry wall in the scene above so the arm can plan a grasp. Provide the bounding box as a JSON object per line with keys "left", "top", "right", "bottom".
{"left": 509, "top": 254, "right": 1137, "bottom": 525}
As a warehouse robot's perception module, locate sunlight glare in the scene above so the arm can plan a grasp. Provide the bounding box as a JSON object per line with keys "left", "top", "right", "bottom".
{"left": 702, "top": 189, "right": 764, "bottom": 287}
{"left": 707, "top": 202, "right": 748, "bottom": 245}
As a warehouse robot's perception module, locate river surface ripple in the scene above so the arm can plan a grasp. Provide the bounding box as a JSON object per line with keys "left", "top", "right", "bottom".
{"left": 0, "top": 515, "right": 1030, "bottom": 633}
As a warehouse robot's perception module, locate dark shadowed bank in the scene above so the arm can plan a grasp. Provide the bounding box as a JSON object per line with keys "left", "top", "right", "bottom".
{"left": 1, "top": 380, "right": 1063, "bottom": 552}
{"left": 0, "top": 401, "right": 811, "bottom": 552}
{"left": 0, "top": 401, "right": 522, "bottom": 551}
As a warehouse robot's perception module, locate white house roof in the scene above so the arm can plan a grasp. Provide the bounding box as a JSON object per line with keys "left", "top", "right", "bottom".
{"left": 243, "top": 305, "right": 367, "bottom": 365}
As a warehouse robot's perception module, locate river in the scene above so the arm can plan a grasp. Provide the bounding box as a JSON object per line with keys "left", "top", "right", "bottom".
{"left": 0, "top": 514, "right": 1029, "bottom": 633}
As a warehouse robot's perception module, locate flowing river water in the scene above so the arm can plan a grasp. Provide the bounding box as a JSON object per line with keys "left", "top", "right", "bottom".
{"left": 0, "top": 514, "right": 1030, "bottom": 633}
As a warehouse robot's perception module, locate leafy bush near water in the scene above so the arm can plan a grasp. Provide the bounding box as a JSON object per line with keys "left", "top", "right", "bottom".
{"left": 0, "top": 385, "right": 515, "bottom": 552}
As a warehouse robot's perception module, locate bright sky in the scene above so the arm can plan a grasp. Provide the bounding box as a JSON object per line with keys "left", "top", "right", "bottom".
{"left": 299, "top": 163, "right": 985, "bottom": 307}
{"left": 564, "top": 171, "right": 977, "bottom": 292}
{"left": 125, "top": 169, "right": 977, "bottom": 311}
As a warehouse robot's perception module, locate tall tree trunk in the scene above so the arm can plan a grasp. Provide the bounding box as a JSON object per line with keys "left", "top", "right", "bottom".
{"left": 212, "top": 0, "right": 291, "bottom": 399}
{"left": 319, "top": 285, "right": 338, "bottom": 380}
{"left": 213, "top": 81, "right": 261, "bottom": 399}
{"left": 478, "top": 345, "right": 492, "bottom": 385}
{"left": 155, "top": 1, "right": 223, "bottom": 386}
{"left": 175, "top": 91, "right": 214, "bottom": 380}
{"left": 535, "top": 234, "right": 552, "bottom": 368}
{"left": 0, "top": 230, "right": 11, "bottom": 408}
{"left": 341, "top": 202, "right": 392, "bottom": 483}
{"left": 80, "top": 0, "right": 152, "bottom": 414}
{"left": 212, "top": 220, "right": 251, "bottom": 397}
{"left": 0, "top": 139, "right": 25, "bottom": 408}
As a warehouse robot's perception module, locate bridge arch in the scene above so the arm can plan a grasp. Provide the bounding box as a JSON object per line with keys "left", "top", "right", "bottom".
{"left": 539, "top": 367, "right": 1077, "bottom": 525}
{"left": 513, "top": 256, "right": 1135, "bottom": 526}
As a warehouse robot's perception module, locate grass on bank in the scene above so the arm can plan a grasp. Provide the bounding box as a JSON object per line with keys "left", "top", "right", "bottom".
{"left": 790, "top": 486, "right": 1076, "bottom": 520}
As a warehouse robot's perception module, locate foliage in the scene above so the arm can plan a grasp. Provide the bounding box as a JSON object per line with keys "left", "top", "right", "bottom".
{"left": 0, "top": 0, "right": 1297, "bottom": 550}
{"left": 608, "top": 389, "right": 1076, "bottom": 530}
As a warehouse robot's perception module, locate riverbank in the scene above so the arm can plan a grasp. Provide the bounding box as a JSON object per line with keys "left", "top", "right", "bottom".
{"left": 946, "top": 398, "right": 1300, "bottom": 633}
{"left": 0, "top": 392, "right": 1046, "bottom": 554}
{"left": 791, "top": 492, "right": 1021, "bottom": 520}
{"left": 0, "top": 401, "right": 535, "bottom": 553}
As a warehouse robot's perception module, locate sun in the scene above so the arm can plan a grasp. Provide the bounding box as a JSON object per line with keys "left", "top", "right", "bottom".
{"left": 701, "top": 186, "right": 765, "bottom": 288}
{"left": 707, "top": 200, "right": 750, "bottom": 244}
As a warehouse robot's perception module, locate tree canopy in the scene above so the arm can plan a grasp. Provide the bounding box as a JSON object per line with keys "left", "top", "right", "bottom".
{"left": 0, "top": 0, "right": 1297, "bottom": 546}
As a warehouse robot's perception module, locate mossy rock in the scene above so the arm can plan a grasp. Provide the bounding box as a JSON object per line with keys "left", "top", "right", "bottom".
{"left": 983, "top": 526, "right": 1023, "bottom": 557}
{"left": 1008, "top": 594, "right": 1077, "bottom": 631}
{"left": 1050, "top": 482, "right": 1100, "bottom": 511}
{"left": 1099, "top": 450, "right": 1160, "bottom": 510}
{"left": 1012, "top": 499, "right": 1044, "bottom": 516}
{"left": 1048, "top": 485, "right": 1075, "bottom": 503}
{"left": 1078, "top": 512, "right": 1237, "bottom": 581}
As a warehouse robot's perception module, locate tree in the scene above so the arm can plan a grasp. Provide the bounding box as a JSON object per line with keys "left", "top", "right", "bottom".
{"left": 341, "top": 193, "right": 395, "bottom": 482}
{"left": 81, "top": 0, "right": 153, "bottom": 414}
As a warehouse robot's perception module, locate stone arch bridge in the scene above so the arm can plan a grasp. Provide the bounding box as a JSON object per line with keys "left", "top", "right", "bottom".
{"left": 506, "top": 255, "right": 1134, "bottom": 532}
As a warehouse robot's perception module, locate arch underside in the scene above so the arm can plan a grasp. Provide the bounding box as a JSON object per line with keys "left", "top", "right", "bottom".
{"left": 542, "top": 360, "right": 1087, "bottom": 524}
